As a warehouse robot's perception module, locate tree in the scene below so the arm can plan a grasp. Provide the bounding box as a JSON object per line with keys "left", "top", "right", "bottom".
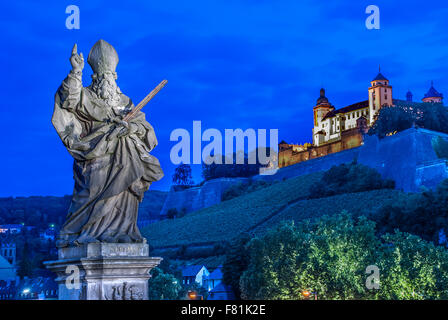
{"left": 222, "top": 233, "right": 252, "bottom": 299}
{"left": 371, "top": 178, "right": 448, "bottom": 243}
{"left": 17, "top": 241, "right": 34, "bottom": 279}
{"left": 369, "top": 103, "right": 448, "bottom": 138}
{"left": 148, "top": 267, "right": 182, "bottom": 300}
{"left": 172, "top": 164, "right": 194, "bottom": 186}
{"left": 376, "top": 231, "right": 448, "bottom": 300}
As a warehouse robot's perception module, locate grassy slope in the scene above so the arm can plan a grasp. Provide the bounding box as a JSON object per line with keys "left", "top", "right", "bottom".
{"left": 143, "top": 171, "right": 409, "bottom": 250}
{"left": 251, "top": 189, "right": 404, "bottom": 235}
{"left": 142, "top": 172, "right": 323, "bottom": 247}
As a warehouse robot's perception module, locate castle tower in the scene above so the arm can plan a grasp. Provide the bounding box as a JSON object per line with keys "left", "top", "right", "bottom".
{"left": 422, "top": 81, "right": 443, "bottom": 103}
{"left": 313, "top": 88, "right": 334, "bottom": 146}
{"left": 368, "top": 68, "right": 393, "bottom": 124}
{"left": 406, "top": 90, "right": 413, "bottom": 102}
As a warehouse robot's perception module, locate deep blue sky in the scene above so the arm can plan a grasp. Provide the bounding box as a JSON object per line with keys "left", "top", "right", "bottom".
{"left": 1, "top": 0, "right": 447, "bottom": 196}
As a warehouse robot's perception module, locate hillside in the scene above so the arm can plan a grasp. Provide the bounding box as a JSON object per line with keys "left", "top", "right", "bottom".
{"left": 142, "top": 172, "right": 407, "bottom": 249}
{"left": 0, "top": 190, "right": 168, "bottom": 228}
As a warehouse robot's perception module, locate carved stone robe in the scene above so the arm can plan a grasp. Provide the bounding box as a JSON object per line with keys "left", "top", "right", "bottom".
{"left": 52, "top": 71, "right": 163, "bottom": 246}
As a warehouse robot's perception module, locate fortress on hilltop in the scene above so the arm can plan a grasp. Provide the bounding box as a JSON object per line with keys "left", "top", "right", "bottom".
{"left": 279, "top": 69, "right": 445, "bottom": 168}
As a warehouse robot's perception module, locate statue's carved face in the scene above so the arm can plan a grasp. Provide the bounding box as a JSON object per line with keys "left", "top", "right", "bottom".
{"left": 91, "top": 72, "right": 121, "bottom": 106}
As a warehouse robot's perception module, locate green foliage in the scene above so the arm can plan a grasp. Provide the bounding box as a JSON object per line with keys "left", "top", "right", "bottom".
{"left": 222, "top": 180, "right": 274, "bottom": 201}
{"left": 172, "top": 164, "right": 194, "bottom": 186}
{"left": 371, "top": 179, "right": 448, "bottom": 243}
{"left": 17, "top": 241, "right": 35, "bottom": 279}
{"left": 368, "top": 105, "right": 414, "bottom": 138}
{"left": 148, "top": 267, "right": 183, "bottom": 300}
{"left": 377, "top": 232, "right": 448, "bottom": 299}
{"left": 309, "top": 161, "right": 395, "bottom": 199}
{"left": 222, "top": 233, "right": 252, "bottom": 299}
{"left": 369, "top": 103, "right": 448, "bottom": 138}
{"left": 239, "top": 212, "right": 448, "bottom": 300}
{"left": 143, "top": 171, "right": 402, "bottom": 249}
{"left": 253, "top": 189, "right": 403, "bottom": 236}
{"left": 142, "top": 172, "right": 324, "bottom": 248}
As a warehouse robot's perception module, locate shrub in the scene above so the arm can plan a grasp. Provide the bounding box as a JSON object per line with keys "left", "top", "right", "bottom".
{"left": 239, "top": 212, "right": 448, "bottom": 300}
{"left": 148, "top": 267, "right": 182, "bottom": 300}
{"left": 308, "top": 161, "right": 394, "bottom": 199}
{"left": 369, "top": 103, "right": 448, "bottom": 138}
{"left": 172, "top": 164, "right": 194, "bottom": 186}
{"left": 371, "top": 178, "right": 448, "bottom": 243}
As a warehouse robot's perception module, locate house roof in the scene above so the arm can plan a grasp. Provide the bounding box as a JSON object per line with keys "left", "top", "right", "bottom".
{"left": 181, "top": 265, "right": 205, "bottom": 277}
{"left": 423, "top": 82, "right": 443, "bottom": 99}
{"left": 0, "top": 255, "right": 15, "bottom": 281}
{"left": 323, "top": 100, "right": 369, "bottom": 120}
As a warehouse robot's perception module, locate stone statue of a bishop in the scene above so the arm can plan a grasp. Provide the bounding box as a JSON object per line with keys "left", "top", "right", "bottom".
{"left": 52, "top": 40, "right": 164, "bottom": 247}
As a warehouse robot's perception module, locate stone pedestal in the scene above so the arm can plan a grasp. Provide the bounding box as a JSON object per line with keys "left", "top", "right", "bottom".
{"left": 44, "top": 243, "right": 161, "bottom": 300}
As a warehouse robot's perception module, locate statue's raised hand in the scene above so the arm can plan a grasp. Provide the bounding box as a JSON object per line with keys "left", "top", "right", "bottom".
{"left": 70, "top": 44, "right": 84, "bottom": 73}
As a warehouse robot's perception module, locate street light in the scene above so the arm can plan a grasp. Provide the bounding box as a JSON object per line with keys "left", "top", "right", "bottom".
{"left": 302, "top": 290, "right": 317, "bottom": 300}
{"left": 188, "top": 290, "right": 197, "bottom": 300}
{"left": 188, "top": 290, "right": 203, "bottom": 300}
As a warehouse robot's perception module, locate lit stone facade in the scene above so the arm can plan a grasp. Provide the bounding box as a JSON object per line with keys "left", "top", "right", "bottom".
{"left": 279, "top": 71, "right": 445, "bottom": 168}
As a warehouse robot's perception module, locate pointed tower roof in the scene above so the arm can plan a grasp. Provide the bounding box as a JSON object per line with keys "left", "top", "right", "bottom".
{"left": 406, "top": 90, "right": 413, "bottom": 102}
{"left": 372, "top": 73, "right": 388, "bottom": 81}
{"left": 423, "top": 81, "right": 443, "bottom": 99}
{"left": 316, "top": 88, "right": 331, "bottom": 106}
{"left": 372, "top": 65, "right": 388, "bottom": 81}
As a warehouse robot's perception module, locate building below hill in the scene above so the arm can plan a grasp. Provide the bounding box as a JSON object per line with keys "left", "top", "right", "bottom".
{"left": 279, "top": 70, "right": 445, "bottom": 168}
{"left": 181, "top": 265, "right": 210, "bottom": 287}
{"left": 15, "top": 277, "right": 58, "bottom": 300}
{"left": 0, "top": 255, "right": 15, "bottom": 283}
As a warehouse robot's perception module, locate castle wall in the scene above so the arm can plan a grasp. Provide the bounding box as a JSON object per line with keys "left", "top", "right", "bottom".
{"left": 158, "top": 128, "right": 448, "bottom": 219}
{"left": 272, "top": 128, "right": 448, "bottom": 192}
{"left": 160, "top": 177, "right": 249, "bottom": 217}
{"left": 279, "top": 128, "right": 363, "bottom": 168}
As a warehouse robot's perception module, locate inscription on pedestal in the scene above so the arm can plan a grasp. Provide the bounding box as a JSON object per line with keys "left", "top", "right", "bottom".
{"left": 45, "top": 243, "right": 161, "bottom": 300}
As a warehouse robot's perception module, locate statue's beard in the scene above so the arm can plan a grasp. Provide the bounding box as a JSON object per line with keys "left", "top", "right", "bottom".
{"left": 91, "top": 74, "right": 121, "bottom": 106}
